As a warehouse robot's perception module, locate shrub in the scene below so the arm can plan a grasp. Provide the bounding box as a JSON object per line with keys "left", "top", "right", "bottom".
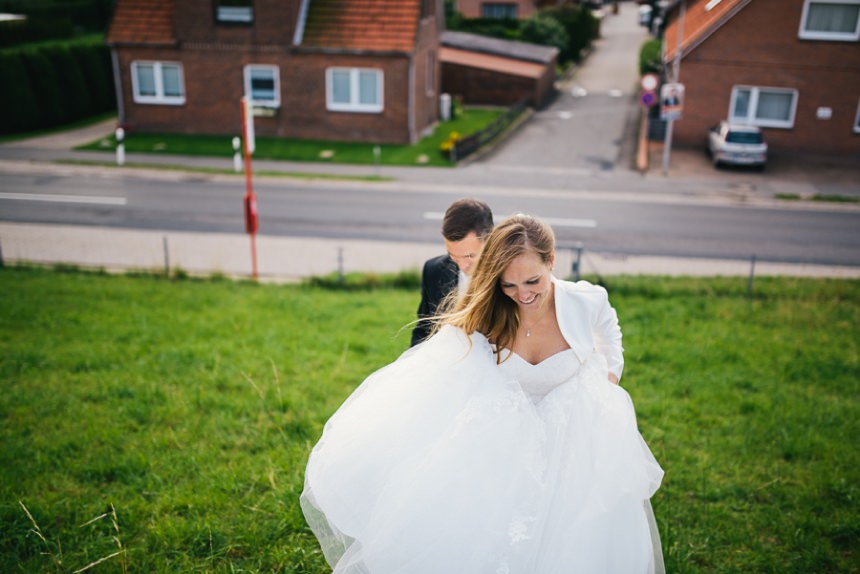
{"left": 521, "top": 12, "right": 569, "bottom": 55}
{"left": 0, "top": 53, "right": 39, "bottom": 134}
{"left": 0, "top": 0, "right": 113, "bottom": 46}
{"left": 541, "top": 5, "right": 597, "bottom": 63}
{"left": 70, "top": 44, "right": 114, "bottom": 114}
{"left": 48, "top": 47, "right": 90, "bottom": 122}
{"left": 20, "top": 50, "right": 65, "bottom": 129}
{"left": 2, "top": 44, "right": 115, "bottom": 133}
{"left": 639, "top": 38, "right": 662, "bottom": 76}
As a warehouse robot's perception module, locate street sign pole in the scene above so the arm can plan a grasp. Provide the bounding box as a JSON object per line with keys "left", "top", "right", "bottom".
{"left": 662, "top": 0, "right": 685, "bottom": 177}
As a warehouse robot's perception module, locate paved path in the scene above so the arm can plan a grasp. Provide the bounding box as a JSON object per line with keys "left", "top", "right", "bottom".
{"left": 481, "top": 3, "right": 647, "bottom": 173}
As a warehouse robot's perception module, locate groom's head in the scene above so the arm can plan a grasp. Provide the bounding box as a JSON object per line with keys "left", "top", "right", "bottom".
{"left": 442, "top": 199, "right": 494, "bottom": 277}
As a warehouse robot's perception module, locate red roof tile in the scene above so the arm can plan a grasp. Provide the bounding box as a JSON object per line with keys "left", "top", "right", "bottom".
{"left": 301, "top": 0, "right": 421, "bottom": 52}
{"left": 106, "top": 0, "right": 176, "bottom": 46}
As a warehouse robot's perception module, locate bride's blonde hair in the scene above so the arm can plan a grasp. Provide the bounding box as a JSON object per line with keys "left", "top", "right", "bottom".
{"left": 437, "top": 214, "right": 555, "bottom": 361}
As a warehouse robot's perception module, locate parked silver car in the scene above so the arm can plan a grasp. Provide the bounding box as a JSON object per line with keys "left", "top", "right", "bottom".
{"left": 707, "top": 121, "right": 767, "bottom": 169}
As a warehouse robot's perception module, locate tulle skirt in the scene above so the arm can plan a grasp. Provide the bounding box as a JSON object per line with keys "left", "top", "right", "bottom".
{"left": 301, "top": 326, "right": 664, "bottom": 573}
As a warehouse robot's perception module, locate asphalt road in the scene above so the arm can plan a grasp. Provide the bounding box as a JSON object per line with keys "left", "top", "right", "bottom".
{"left": 1, "top": 168, "right": 858, "bottom": 266}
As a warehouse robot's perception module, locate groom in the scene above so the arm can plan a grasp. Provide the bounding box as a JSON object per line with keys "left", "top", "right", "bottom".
{"left": 411, "top": 198, "right": 494, "bottom": 346}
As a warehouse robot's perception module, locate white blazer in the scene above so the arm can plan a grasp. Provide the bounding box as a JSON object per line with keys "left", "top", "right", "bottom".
{"left": 552, "top": 276, "right": 624, "bottom": 381}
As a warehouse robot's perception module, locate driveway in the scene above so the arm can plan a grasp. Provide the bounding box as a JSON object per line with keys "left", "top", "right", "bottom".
{"left": 478, "top": 2, "right": 649, "bottom": 174}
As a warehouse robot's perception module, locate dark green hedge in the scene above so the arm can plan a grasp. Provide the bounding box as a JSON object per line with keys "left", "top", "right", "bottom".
{"left": 0, "top": 43, "right": 115, "bottom": 135}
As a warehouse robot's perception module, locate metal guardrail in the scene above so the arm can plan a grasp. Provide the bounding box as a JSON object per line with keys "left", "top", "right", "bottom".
{"left": 451, "top": 98, "right": 529, "bottom": 162}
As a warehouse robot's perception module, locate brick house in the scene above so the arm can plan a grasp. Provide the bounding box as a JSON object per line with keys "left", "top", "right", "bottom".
{"left": 662, "top": 0, "right": 860, "bottom": 157}
{"left": 106, "top": 0, "right": 441, "bottom": 144}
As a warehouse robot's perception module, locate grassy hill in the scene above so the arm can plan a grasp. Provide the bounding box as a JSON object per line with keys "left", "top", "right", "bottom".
{"left": 1, "top": 267, "right": 857, "bottom": 572}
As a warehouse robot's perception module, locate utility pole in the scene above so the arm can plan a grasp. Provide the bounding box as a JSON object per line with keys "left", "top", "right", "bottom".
{"left": 662, "top": 0, "right": 685, "bottom": 176}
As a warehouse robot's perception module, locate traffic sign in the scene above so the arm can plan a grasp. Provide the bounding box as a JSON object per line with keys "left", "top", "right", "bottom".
{"left": 640, "top": 73, "right": 659, "bottom": 92}
{"left": 641, "top": 91, "right": 657, "bottom": 107}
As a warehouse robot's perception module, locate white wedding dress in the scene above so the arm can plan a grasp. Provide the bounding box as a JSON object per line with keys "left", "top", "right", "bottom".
{"left": 301, "top": 325, "right": 664, "bottom": 574}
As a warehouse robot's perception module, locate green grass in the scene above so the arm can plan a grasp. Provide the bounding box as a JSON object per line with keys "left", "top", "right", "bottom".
{"left": 76, "top": 108, "right": 505, "bottom": 167}
{"left": 1, "top": 268, "right": 858, "bottom": 573}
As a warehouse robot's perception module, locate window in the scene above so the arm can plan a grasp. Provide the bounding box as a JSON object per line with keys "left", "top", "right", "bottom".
{"left": 799, "top": 0, "right": 860, "bottom": 41}
{"left": 244, "top": 65, "right": 279, "bottom": 108}
{"left": 131, "top": 61, "right": 185, "bottom": 105}
{"left": 215, "top": 0, "right": 253, "bottom": 23}
{"left": 854, "top": 98, "right": 860, "bottom": 133}
{"left": 729, "top": 86, "right": 798, "bottom": 128}
{"left": 481, "top": 3, "right": 518, "bottom": 19}
{"left": 326, "top": 68, "right": 383, "bottom": 113}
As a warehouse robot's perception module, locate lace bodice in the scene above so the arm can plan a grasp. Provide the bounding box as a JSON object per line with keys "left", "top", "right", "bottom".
{"left": 499, "top": 348, "right": 581, "bottom": 403}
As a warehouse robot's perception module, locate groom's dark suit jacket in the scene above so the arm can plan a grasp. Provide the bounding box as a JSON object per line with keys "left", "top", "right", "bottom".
{"left": 410, "top": 254, "right": 459, "bottom": 347}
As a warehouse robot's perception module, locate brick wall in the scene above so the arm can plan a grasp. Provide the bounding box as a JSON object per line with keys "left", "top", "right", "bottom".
{"left": 174, "top": 0, "right": 300, "bottom": 47}
{"left": 442, "top": 63, "right": 536, "bottom": 106}
{"left": 413, "top": 14, "right": 442, "bottom": 140}
{"left": 116, "top": 48, "right": 415, "bottom": 144}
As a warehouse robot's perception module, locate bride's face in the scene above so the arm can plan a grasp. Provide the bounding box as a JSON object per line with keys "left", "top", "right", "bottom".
{"left": 500, "top": 251, "right": 553, "bottom": 311}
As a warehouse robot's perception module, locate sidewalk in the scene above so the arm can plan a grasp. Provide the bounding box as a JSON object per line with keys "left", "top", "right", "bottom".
{"left": 644, "top": 139, "right": 860, "bottom": 199}
{"left": 3, "top": 221, "right": 858, "bottom": 281}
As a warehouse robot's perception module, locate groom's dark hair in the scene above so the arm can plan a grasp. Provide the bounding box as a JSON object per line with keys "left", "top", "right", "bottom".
{"left": 442, "top": 198, "right": 494, "bottom": 242}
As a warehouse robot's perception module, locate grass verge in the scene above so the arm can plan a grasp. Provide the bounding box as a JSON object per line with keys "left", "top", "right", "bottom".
{"left": 75, "top": 108, "right": 505, "bottom": 168}
{"left": 1, "top": 268, "right": 858, "bottom": 572}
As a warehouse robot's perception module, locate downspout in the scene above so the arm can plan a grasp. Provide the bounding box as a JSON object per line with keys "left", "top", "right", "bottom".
{"left": 110, "top": 47, "right": 125, "bottom": 126}
{"left": 293, "top": 0, "right": 309, "bottom": 45}
{"left": 408, "top": 55, "right": 416, "bottom": 143}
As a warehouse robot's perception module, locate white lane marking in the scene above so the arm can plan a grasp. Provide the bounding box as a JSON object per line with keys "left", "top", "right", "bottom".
{"left": 424, "top": 212, "right": 597, "bottom": 228}
{"left": 0, "top": 192, "right": 127, "bottom": 205}
{"left": 572, "top": 86, "right": 588, "bottom": 98}
{"left": 608, "top": 89, "right": 624, "bottom": 98}
{"left": 558, "top": 111, "right": 573, "bottom": 120}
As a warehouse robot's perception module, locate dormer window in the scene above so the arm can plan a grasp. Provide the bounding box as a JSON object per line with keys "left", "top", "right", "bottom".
{"left": 216, "top": 0, "right": 253, "bottom": 24}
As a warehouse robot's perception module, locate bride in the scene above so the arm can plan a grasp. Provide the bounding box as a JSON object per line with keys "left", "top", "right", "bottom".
{"left": 301, "top": 214, "right": 664, "bottom": 573}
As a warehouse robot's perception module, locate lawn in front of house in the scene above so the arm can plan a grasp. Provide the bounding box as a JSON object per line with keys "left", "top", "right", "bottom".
{"left": 76, "top": 107, "right": 505, "bottom": 167}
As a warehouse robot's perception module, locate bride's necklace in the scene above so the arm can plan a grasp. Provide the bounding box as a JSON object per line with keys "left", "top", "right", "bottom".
{"left": 521, "top": 304, "right": 552, "bottom": 337}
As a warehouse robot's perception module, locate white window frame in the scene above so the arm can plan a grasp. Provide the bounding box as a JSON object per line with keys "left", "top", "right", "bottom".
{"left": 215, "top": 0, "right": 253, "bottom": 23}
{"left": 798, "top": 0, "right": 860, "bottom": 41}
{"left": 244, "top": 64, "right": 280, "bottom": 108}
{"left": 854, "top": 98, "right": 860, "bottom": 133}
{"left": 130, "top": 61, "right": 185, "bottom": 105}
{"left": 325, "top": 67, "right": 384, "bottom": 113}
{"left": 729, "top": 85, "right": 799, "bottom": 129}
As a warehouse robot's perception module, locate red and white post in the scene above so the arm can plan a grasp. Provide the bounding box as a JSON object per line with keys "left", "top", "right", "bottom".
{"left": 240, "top": 96, "right": 259, "bottom": 280}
